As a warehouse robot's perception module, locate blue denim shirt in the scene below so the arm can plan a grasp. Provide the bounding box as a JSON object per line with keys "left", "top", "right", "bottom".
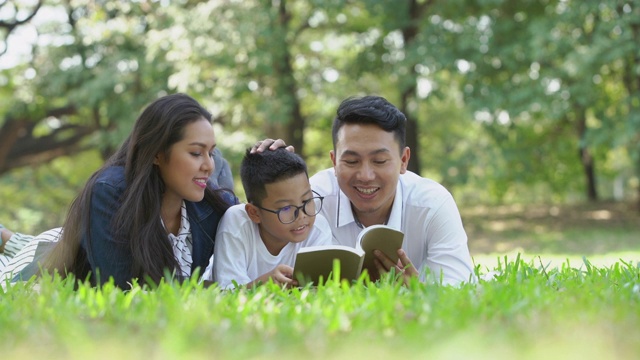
{"left": 81, "top": 166, "right": 236, "bottom": 287}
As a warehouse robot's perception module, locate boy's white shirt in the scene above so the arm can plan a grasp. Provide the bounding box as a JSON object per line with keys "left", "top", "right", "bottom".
{"left": 205, "top": 203, "right": 333, "bottom": 289}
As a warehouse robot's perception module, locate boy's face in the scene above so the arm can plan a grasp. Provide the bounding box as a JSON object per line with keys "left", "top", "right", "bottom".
{"left": 330, "top": 123, "right": 409, "bottom": 226}
{"left": 250, "top": 172, "right": 316, "bottom": 253}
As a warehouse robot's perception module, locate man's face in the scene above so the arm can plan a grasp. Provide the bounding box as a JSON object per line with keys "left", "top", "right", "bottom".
{"left": 330, "top": 123, "right": 410, "bottom": 226}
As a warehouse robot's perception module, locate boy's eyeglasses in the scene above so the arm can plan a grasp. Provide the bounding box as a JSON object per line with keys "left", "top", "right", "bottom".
{"left": 254, "top": 191, "right": 324, "bottom": 224}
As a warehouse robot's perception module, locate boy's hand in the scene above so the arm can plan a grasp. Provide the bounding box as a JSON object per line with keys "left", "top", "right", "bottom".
{"left": 255, "top": 264, "right": 297, "bottom": 288}
{"left": 373, "top": 249, "right": 419, "bottom": 286}
{"left": 250, "top": 139, "right": 295, "bottom": 153}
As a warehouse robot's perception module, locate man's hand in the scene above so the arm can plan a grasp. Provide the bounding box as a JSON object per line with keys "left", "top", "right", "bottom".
{"left": 373, "top": 249, "right": 419, "bottom": 286}
{"left": 250, "top": 138, "right": 295, "bottom": 153}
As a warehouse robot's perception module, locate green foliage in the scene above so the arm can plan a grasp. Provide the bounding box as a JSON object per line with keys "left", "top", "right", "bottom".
{"left": 2, "top": 0, "right": 639, "bottom": 233}
{"left": 1, "top": 258, "right": 638, "bottom": 359}
{"left": 0, "top": 151, "right": 102, "bottom": 234}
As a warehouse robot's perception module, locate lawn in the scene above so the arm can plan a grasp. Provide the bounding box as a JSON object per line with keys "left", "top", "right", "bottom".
{"left": 464, "top": 201, "right": 640, "bottom": 270}
{"left": 1, "top": 201, "right": 639, "bottom": 359}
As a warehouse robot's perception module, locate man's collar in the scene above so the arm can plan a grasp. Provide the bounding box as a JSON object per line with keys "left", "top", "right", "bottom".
{"left": 336, "top": 179, "right": 404, "bottom": 231}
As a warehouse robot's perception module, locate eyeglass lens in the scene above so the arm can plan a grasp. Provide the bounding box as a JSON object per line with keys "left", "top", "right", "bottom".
{"left": 278, "top": 197, "right": 322, "bottom": 223}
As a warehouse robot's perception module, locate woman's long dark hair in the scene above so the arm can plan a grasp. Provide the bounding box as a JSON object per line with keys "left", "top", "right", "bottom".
{"left": 45, "top": 93, "right": 232, "bottom": 284}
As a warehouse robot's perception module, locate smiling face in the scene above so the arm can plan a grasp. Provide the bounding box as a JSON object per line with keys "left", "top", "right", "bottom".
{"left": 246, "top": 173, "right": 316, "bottom": 255}
{"left": 330, "top": 123, "right": 410, "bottom": 227}
{"left": 154, "top": 118, "right": 216, "bottom": 210}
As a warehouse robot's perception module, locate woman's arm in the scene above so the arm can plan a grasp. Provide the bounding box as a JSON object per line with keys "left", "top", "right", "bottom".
{"left": 84, "top": 180, "right": 134, "bottom": 288}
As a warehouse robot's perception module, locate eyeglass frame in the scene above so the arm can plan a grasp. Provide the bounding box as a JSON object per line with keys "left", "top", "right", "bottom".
{"left": 252, "top": 190, "right": 324, "bottom": 224}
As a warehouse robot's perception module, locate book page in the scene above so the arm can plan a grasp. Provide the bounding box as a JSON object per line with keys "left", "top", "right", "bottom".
{"left": 294, "top": 245, "right": 364, "bottom": 285}
{"left": 357, "top": 225, "right": 404, "bottom": 280}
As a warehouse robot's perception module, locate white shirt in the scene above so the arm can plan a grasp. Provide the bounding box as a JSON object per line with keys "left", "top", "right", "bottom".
{"left": 163, "top": 202, "right": 193, "bottom": 278}
{"left": 310, "top": 168, "right": 475, "bottom": 285}
{"left": 208, "top": 204, "right": 333, "bottom": 289}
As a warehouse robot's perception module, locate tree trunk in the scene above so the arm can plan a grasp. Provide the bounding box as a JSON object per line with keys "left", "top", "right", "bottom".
{"left": 265, "top": 122, "right": 289, "bottom": 149}
{"left": 287, "top": 96, "right": 305, "bottom": 156}
{"left": 401, "top": 90, "right": 420, "bottom": 174}
{"left": 637, "top": 157, "right": 640, "bottom": 212}
{"left": 579, "top": 146, "right": 598, "bottom": 201}
{"left": 399, "top": 0, "right": 433, "bottom": 174}
{"left": 272, "top": 0, "right": 305, "bottom": 155}
{"left": 575, "top": 108, "right": 598, "bottom": 201}
{"left": 625, "top": 18, "right": 640, "bottom": 212}
{"left": 0, "top": 119, "right": 23, "bottom": 173}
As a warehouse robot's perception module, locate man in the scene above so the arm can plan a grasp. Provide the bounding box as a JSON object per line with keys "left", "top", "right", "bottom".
{"left": 254, "top": 95, "right": 474, "bottom": 285}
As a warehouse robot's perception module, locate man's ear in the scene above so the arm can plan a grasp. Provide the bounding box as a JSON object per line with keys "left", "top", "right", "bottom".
{"left": 330, "top": 150, "right": 336, "bottom": 168}
{"left": 245, "top": 203, "right": 262, "bottom": 224}
{"left": 400, "top": 146, "right": 410, "bottom": 174}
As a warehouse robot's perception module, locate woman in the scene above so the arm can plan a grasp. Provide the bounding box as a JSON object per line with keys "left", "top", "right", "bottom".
{"left": 35, "top": 93, "right": 237, "bottom": 288}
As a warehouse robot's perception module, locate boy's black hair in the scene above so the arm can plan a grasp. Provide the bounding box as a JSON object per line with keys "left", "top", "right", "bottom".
{"left": 240, "top": 147, "right": 308, "bottom": 205}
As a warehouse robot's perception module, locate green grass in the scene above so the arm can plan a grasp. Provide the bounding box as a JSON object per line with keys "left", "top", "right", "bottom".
{"left": 2, "top": 202, "right": 638, "bottom": 359}
{"left": 2, "top": 258, "right": 639, "bottom": 360}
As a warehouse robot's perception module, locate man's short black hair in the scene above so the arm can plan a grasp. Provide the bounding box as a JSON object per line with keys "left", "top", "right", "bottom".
{"left": 331, "top": 95, "right": 407, "bottom": 152}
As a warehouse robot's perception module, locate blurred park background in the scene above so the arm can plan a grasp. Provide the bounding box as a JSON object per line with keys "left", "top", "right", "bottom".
{"left": 1, "top": 0, "right": 638, "bottom": 269}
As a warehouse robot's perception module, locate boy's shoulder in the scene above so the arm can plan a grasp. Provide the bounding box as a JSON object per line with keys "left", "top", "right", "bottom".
{"left": 219, "top": 204, "right": 253, "bottom": 228}
{"left": 216, "top": 204, "right": 262, "bottom": 249}
{"left": 226, "top": 203, "right": 247, "bottom": 213}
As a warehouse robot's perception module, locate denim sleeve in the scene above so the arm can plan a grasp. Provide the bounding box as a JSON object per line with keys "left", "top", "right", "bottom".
{"left": 84, "top": 181, "right": 133, "bottom": 288}
{"left": 210, "top": 148, "right": 234, "bottom": 191}
{"left": 216, "top": 156, "right": 234, "bottom": 191}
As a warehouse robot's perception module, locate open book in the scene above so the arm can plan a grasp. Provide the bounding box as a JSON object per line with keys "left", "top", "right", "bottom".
{"left": 293, "top": 224, "right": 404, "bottom": 285}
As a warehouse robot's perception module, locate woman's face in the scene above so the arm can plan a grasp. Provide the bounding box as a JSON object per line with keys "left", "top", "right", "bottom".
{"left": 154, "top": 118, "right": 216, "bottom": 207}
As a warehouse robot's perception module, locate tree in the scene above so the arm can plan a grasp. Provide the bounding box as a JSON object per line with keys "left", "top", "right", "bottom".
{"left": 0, "top": 0, "right": 187, "bottom": 231}
{"left": 436, "top": 0, "right": 639, "bottom": 203}
{"left": 164, "top": 0, "right": 364, "bottom": 159}
{"left": 0, "top": 0, "right": 42, "bottom": 56}
{"left": 599, "top": 0, "right": 640, "bottom": 209}
{"left": 0, "top": 0, "right": 179, "bottom": 175}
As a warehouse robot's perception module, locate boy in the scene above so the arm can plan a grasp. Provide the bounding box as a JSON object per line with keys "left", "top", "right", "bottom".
{"left": 207, "top": 148, "right": 332, "bottom": 289}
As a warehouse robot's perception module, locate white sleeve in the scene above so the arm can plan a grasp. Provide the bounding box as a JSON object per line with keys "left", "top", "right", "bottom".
{"left": 212, "top": 217, "right": 253, "bottom": 289}
{"left": 201, "top": 254, "right": 215, "bottom": 282}
{"left": 422, "top": 195, "right": 475, "bottom": 285}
